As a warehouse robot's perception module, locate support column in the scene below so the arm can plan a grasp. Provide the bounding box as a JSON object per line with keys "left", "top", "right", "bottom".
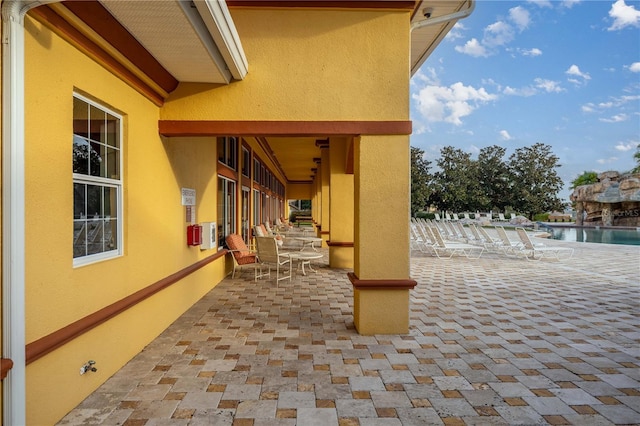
{"left": 319, "top": 143, "right": 330, "bottom": 246}
{"left": 328, "top": 137, "right": 354, "bottom": 268}
{"left": 350, "top": 135, "right": 415, "bottom": 335}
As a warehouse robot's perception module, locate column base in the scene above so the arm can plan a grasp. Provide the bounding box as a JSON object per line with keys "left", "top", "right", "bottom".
{"left": 348, "top": 273, "right": 416, "bottom": 335}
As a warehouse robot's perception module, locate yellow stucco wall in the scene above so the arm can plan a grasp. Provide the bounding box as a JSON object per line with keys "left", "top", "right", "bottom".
{"left": 23, "top": 16, "right": 226, "bottom": 425}
{"left": 161, "top": 9, "right": 410, "bottom": 121}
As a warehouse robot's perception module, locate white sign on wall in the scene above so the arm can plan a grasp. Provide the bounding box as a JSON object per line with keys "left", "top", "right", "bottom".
{"left": 181, "top": 188, "right": 196, "bottom": 206}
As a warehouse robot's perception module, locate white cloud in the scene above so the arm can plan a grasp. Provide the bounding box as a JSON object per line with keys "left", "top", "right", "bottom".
{"left": 534, "top": 78, "right": 564, "bottom": 93}
{"left": 615, "top": 141, "right": 638, "bottom": 151}
{"left": 628, "top": 62, "right": 640, "bottom": 72}
{"left": 608, "top": 0, "right": 640, "bottom": 31}
{"left": 483, "top": 21, "right": 515, "bottom": 47}
{"left": 599, "top": 101, "right": 614, "bottom": 108}
{"left": 527, "top": 0, "right": 552, "bottom": 7}
{"left": 412, "top": 82, "right": 497, "bottom": 126}
{"left": 566, "top": 64, "right": 591, "bottom": 82}
{"left": 499, "top": 130, "right": 512, "bottom": 140}
{"left": 597, "top": 157, "right": 619, "bottom": 164}
{"left": 561, "top": 0, "right": 581, "bottom": 8}
{"left": 599, "top": 113, "right": 629, "bottom": 123}
{"left": 509, "top": 6, "right": 531, "bottom": 31}
{"left": 581, "top": 103, "right": 595, "bottom": 113}
{"left": 521, "top": 47, "right": 542, "bottom": 56}
{"left": 445, "top": 22, "right": 466, "bottom": 41}
{"left": 455, "top": 38, "right": 489, "bottom": 57}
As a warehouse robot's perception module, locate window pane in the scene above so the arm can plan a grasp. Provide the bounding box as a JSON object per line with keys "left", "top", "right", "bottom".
{"left": 86, "top": 219, "right": 104, "bottom": 255}
{"left": 106, "top": 146, "right": 119, "bottom": 179}
{"left": 73, "top": 136, "right": 90, "bottom": 174}
{"left": 73, "top": 220, "right": 87, "bottom": 258}
{"left": 89, "top": 104, "right": 106, "bottom": 144}
{"left": 74, "top": 183, "right": 86, "bottom": 219}
{"left": 103, "top": 186, "right": 115, "bottom": 219}
{"left": 106, "top": 113, "right": 119, "bottom": 148}
{"left": 89, "top": 142, "right": 103, "bottom": 177}
{"left": 87, "top": 184, "right": 102, "bottom": 218}
{"left": 73, "top": 97, "right": 89, "bottom": 139}
{"left": 106, "top": 218, "right": 117, "bottom": 250}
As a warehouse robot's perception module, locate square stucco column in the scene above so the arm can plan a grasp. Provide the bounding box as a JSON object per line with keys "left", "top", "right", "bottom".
{"left": 350, "top": 135, "right": 416, "bottom": 335}
{"left": 328, "top": 137, "right": 354, "bottom": 268}
{"left": 319, "top": 144, "right": 330, "bottom": 245}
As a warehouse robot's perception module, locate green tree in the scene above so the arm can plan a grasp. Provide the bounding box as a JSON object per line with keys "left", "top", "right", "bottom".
{"left": 633, "top": 145, "right": 640, "bottom": 173}
{"left": 430, "top": 146, "right": 481, "bottom": 212}
{"left": 570, "top": 171, "right": 598, "bottom": 189}
{"left": 410, "top": 146, "right": 432, "bottom": 216}
{"left": 508, "top": 143, "right": 564, "bottom": 219}
{"left": 476, "top": 145, "right": 512, "bottom": 211}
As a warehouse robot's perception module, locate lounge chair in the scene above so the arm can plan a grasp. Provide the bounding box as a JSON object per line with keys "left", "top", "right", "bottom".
{"left": 515, "top": 228, "right": 574, "bottom": 261}
{"left": 426, "top": 226, "right": 484, "bottom": 259}
{"left": 225, "top": 234, "right": 261, "bottom": 280}
{"left": 473, "top": 225, "right": 502, "bottom": 251}
{"left": 498, "top": 213, "right": 508, "bottom": 222}
{"left": 255, "top": 236, "right": 292, "bottom": 283}
{"left": 452, "top": 213, "right": 460, "bottom": 221}
{"left": 434, "top": 213, "right": 442, "bottom": 221}
{"left": 494, "top": 226, "right": 525, "bottom": 256}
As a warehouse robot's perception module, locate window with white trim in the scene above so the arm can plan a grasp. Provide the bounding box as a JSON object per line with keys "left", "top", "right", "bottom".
{"left": 73, "top": 94, "right": 123, "bottom": 265}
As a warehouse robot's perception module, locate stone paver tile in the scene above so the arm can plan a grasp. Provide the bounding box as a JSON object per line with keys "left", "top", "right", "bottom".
{"left": 349, "top": 376, "right": 386, "bottom": 391}
{"left": 550, "top": 388, "right": 603, "bottom": 406}
{"left": 433, "top": 376, "right": 474, "bottom": 391}
{"left": 488, "top": 382, "right": 535, "bottom": 398}
{"left": 494, "top": 405, "right": 546, "bottom": 425}
{"left": 459, "top": 389, "right": 505, "bottom": 407}
{"left": 235, "top": 400, "right": 278, "bottom": 419}
{"left": 596, "top": 374, "right": 640, "bottom": 388}
{"left": 178, "top": 391, "right": 223, "bottom": 410}
{"left": 335, "top": 399, "right": 377, "bottom": 418}
{"left": 296, "top": 407, "right": 338, "bottom": 426}
{"left": 396, "top": 407, "right": 444, "bottom": 425}
{"left": 378, "top": 369, "right": 417, "bottom": 384}
{"left": 278, "top": 391, "right": 316, "bottom": 409}
{"left": 370, "top": 391, "right": 413, "bottom": 408}
{"left": 522, "top": 396, "right": 575, "bottom": 415}
{"left": 593, "top": 404, "right": 640, "bottom": 424}
{"left": 428, "top": 398, "right": 477, "bottom": 418}
{"left": 222, "top": 384, "right": 261, "bottom": 400}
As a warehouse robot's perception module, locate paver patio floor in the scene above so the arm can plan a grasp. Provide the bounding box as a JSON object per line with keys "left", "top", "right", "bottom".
{"left": 59, "top": 234, "right": 640, "bottom": 425}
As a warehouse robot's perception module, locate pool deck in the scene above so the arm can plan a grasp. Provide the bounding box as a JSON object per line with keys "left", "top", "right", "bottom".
{"left": 58, "top": 233, "right": 640, "bottom": 425}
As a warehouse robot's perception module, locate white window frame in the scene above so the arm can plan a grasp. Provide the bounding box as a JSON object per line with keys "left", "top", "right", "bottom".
{"left": 72, "top": 93, "right": 123, "bottom": 267}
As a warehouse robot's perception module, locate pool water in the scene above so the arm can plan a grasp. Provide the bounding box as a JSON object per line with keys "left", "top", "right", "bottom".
{"left": 548, "top": 227, "right": 640, "bottom": 246}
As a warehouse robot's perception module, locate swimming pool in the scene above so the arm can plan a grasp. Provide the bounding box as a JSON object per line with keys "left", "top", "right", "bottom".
{"left": 548, "top": 227, "right": 640, "bottom": 246}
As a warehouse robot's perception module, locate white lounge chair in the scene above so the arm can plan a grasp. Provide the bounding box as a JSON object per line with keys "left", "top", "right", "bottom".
{"left": 498, "top": 213, "right": 508, "bottom": 222}
{"left": 426, "top": 226, "right": 484, "bottom": 259}
{"left": 494, "top": 226, "right": 525, "bottom": 256}
{"left": 515, "top": 228, "right": 574, "bottom": 261}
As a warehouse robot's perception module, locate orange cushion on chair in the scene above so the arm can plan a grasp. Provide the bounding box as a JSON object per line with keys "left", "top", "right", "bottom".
{"left": 225, "top": 234, "right": 251, "bottom": 257}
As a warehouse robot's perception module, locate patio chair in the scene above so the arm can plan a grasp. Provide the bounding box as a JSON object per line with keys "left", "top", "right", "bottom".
{"left": 434, "top": 213, "right": 442, "bottom": 221}
{"left": 427, "top": 226, "right": 484, "bottom": 259}
{"left": 494, "top": 226, "right": 525, "bottom": 256}
{"left": 255, "top": 236, "right": 292, "bottom": 283}
{"left": 225, "top": 234, "right": 261, "bottom": 280}
{"left": 473, "top": 225, "right": 502, "bottom": 251}
{"left": 452, "top": 213, "right": 460, "bottom": 221}
{"left": 454, "top": 222, "right": 475, "bottom": 243}
{"left": 515, "top": 228, "right": 574, "bottom": 261}
{"left": 498, "top": 213, "right": 508, "bottom": 222}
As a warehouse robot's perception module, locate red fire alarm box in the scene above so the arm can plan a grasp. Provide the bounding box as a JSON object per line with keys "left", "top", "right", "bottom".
{"left": 187, "top": 224, "right": 202, "bottom": 246}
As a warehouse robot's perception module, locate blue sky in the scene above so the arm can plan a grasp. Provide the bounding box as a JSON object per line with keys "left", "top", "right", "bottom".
{"left": 410, "top": 0, "right": 640, "bottom": 202}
